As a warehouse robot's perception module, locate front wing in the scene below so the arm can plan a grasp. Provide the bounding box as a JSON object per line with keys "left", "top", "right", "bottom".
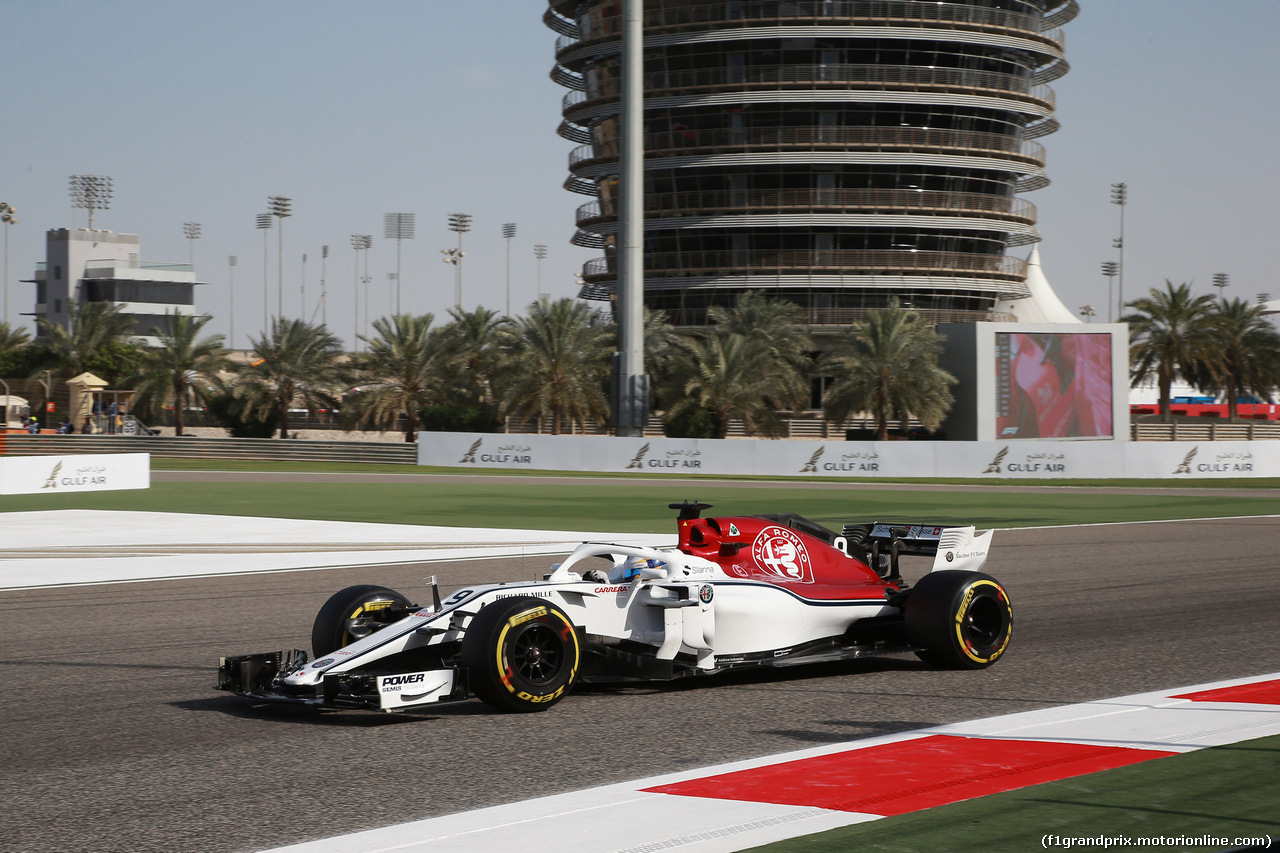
{"left": 218, "top": 650, "right": 464, "bottom": 711}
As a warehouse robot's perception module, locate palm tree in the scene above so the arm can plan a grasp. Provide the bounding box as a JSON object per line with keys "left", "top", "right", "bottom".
{"left": 1124, "top": 281, "right": 1220, "bottom": 420}
{"left": 437, "top": 305, "right": 507, "bottom": 408}
{"left": 706, "top": 290, "right": 812, "bottom": 372}
{"left": 1198, "top": 299, "right": 1280, "bottom": 419}
{"left": 130, "top": 313, "right": 228, "bottom": 436}
{"left": 233, "top": 317, "right": 351, "bottom": 438}
{"left": 495, "top": 298, "right": 612, "bottom": 434}
{"left": 0, "top": 321, "right": 32, "bottom": 375}
{"left": 665, "top": 330, "right": 809, "bottom": 439}
{"left": 345, "top": 313, "right": 446, "bottom": 442}
{"left": 35, "top": 301, "right": 141, "bottom": 381}
{"left": 820, "top": 303, "right": 956, "bottom": 441}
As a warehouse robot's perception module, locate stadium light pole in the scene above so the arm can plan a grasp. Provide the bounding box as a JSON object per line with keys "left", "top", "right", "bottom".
{"left": 319, "top": 245, "right": 328, "bottom": 326}
{"left": 1213, "top": 273, "right": 1229, "bottom": 304}
{"left": 534, "top": 243, "right": 548, "bottom": 301}
{"left": 502, "top": 222, "right": 517, "bottom": 315}
{"left": 447, "top": 212, "right": 471, "bottom": 309}
{"left": 1078, "top": 305, "right": 1095, "bottom": 323}
{"left": 257, "top": 214, "right": 273, "bottom": 331}
{"left": 268, "top": 195, "right": 291, "bottom": 318}
{"left": 351, "top": 234, "right": 372, "bottom": 350}
{"left": 1, "top": 202, "right": 17, "bottom": 324}
{"left": 69, "top": 174, "right": 113, "bottom": 229}
{"left": 228, "top": 255, "right": 237, "bottom": 349}
{"left": 383, "top": 213, "right": 415, "bottom": 314}
{"left": 1101, "top": 261, "right": 1119, "bottom": 322}
{"left": 183, "top": 221, "right": 201, "bottom": 268}
{"left": 1110, "top": 182, "right": 1127, "bottom": 319}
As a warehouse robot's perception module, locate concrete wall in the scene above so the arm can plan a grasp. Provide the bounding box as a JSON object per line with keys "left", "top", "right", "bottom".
{"left": 418, "top": 433, "right": 1278, "bottom": 479}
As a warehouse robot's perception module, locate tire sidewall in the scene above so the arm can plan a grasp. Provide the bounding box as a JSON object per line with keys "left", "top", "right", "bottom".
{"left": 905, "top": 571, "right": 1012, "bottom": 668}
{"left": 463, "top": 596, "right": 580, "bottom": 712}
{"left": 311, "top": 584, "right": 411, "bottom": 657}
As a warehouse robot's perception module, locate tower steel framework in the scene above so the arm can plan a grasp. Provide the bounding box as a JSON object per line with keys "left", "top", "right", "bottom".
{"left": 546, "top": 0, "right": 1078, "bottom": 327}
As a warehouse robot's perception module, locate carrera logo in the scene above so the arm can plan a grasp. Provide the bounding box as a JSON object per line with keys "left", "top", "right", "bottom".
{"left": 593, "top": 586, "right": 631, "bottom": 594}
{"left": 751, "top": 526, "right": 813, "bottom": 583}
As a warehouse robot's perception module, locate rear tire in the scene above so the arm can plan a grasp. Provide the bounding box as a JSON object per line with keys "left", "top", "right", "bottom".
{"left": 462, "top": 596, "right": 580, "bottom": 713}
{"left": 312, "top": 585, "right": 413, "bottom": 657}
{"left": 905, "top": 571, "right": 1012, "bottom": 669}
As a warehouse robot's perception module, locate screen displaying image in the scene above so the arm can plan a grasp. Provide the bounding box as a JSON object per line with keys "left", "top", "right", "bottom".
{"left": 995, "top": 333, "right": 1113, "bottom": 439}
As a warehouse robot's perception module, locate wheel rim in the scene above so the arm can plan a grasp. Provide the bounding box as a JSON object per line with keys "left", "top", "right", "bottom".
{"left": 511, "top": 622, "right": 565, "bottom": 686}
{"left": 963, "top": 593, "right": 1006, "bottom": 651}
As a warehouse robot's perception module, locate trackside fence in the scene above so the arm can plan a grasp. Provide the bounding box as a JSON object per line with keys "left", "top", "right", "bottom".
{"left": 0, "top": 434, "right": 416, "bottom": 464}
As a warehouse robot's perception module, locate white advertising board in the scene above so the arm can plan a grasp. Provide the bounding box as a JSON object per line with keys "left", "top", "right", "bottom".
{"left": 0, "top": 453, "right": 151, "bottom": 495}
{"left": 419, "top": 434, "right": 1280, "bottom": 480}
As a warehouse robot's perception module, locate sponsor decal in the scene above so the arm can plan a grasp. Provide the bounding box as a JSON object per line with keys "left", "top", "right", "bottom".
{"left": 982, "top": 447, "right": 1067, "bottom": 476}
{"left": 750, "top": 526, "right": 813, "bottom": 583}
{"left": 822, "top": 450, "right": 881, "bottom": 473}
{"left": 459, "top": 439, "right": 534, "bottom": 466}
{"left": 493, "top": 590, "right": 553, "bottom": 600}
{"left": 728, "top": 523, "right": 740, "bottom": 537}
{"left": 42, "top": 460, "right": 111, "bottom": 489}
{"left": 379, "top": 672, "right": 427, "bottom": 692}
{"left": 1172, "top": 447, "right": 1197, "bottom": 475}
{"left": 698, "top": 583, "right": 714, "bottom": 604}
{"left": 800, "top": 446, "right": 824, "bottom": 473}
{"left": 945, "top": 551, "right": 955, "bottom": 563}
{"left": 1171, "top": 447, "right": 1255, "bottom": 474}
{"left": 459, "top": 438, "right": 482, "bottom": 464}
{"left": 311, "top": 658, "right": 334, "bottom": 669}
{"left": 593, "top": 586, "right": 631, "bottom": 594}
{"left": 639, "top": 447, "right": 703, "bottom": 470}
{"left": 625, "top": 443, "right": 650, "bottom": 470}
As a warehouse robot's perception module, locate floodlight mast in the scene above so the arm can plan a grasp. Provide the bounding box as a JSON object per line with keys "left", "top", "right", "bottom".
{"left": 69, "top": 174, "right": 113, "bottom": 229}
{"left": 384, "top": 213, "right": 415, "bottom": 314}
{"left": 446, "top": 213, "right": 471, "bottom": 309}
{"left": 257, "top": 213, "right": 273, "bottom": 330}
{"left": 502, "top": 223, "right": 517, "bottom": 315}
{"left": 268, "top": 195, "right": 292, "bottom": 317}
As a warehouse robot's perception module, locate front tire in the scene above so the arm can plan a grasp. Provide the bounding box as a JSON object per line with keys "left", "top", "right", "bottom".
{"left": 462, "top": 596, "right": 580, "bottom": 713}
{"left": 312, "top": 585, "right": 413, "bottom": 657}
{"left": 905, "top": 571, "right": 1012, "bottom": 669}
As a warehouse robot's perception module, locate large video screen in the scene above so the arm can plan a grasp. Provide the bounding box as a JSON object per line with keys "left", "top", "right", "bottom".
{"left": 995, "top": 332, "right": 1114, "bottom": 439}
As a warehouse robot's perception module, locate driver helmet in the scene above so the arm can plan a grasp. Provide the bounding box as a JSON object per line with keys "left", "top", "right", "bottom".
{"left": 621, "top": 556, "right": 666, "bottom": 580}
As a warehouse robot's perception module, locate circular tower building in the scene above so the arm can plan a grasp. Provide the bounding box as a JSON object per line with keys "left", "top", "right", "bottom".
{"left": 547, "top": 0, "right": 1078, "bottom": 327}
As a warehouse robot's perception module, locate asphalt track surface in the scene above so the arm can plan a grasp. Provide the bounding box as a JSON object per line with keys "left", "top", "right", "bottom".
{"left": 3, "top": 515, "right": 1279, "bottom": 853}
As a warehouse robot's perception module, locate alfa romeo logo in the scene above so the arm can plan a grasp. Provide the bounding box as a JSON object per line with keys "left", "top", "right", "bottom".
{"left": 751, "top": 526, "right": 812, "bottom": 582}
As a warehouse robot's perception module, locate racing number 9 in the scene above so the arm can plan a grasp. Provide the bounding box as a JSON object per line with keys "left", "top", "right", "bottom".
{"left": 461, "top": 597, "right": 581, "bottom": 713}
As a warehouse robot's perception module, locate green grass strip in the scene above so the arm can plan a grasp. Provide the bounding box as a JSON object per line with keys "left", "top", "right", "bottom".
{"left": 146, "top": 457, "right": 1280, "bottom": 489}
{"left": 2, "top": 477, "right": 1276, "bottom": 532}
{"left": 747, "top": 734, "right": 1280, "bottom": 853}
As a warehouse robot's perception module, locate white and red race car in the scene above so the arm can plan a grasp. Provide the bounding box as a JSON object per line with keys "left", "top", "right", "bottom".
{"left": 218, "top": 503, "right": 1012, "bottom": 713}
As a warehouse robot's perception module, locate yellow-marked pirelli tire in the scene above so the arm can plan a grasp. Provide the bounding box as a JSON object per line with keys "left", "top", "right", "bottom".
{"left": 904, "top": 571, "right": 1012, "bottom": 669}
{"left": 311, "top": 585, "right": 413, "bottom": 657}
{"left": 462, "top": 596, "right": 580, "bottom": 713}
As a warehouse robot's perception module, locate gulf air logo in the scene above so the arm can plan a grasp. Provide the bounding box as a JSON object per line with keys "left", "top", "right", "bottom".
{"left": 751, "top": 526, "right": 813, "bottom": 583}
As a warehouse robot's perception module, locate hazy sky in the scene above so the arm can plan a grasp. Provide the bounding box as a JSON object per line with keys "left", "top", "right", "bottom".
{"left": 3, "top": 1, "right": 1278, "bottom": 348}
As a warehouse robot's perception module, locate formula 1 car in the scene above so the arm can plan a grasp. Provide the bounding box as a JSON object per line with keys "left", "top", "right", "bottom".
{"left": 218, "top": 503, "right": 1011, "bottom": 713}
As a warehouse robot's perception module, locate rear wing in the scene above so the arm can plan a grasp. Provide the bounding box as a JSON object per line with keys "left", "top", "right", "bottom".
{"left": 842, "top": 523, "right": 993, "bottom": 581}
